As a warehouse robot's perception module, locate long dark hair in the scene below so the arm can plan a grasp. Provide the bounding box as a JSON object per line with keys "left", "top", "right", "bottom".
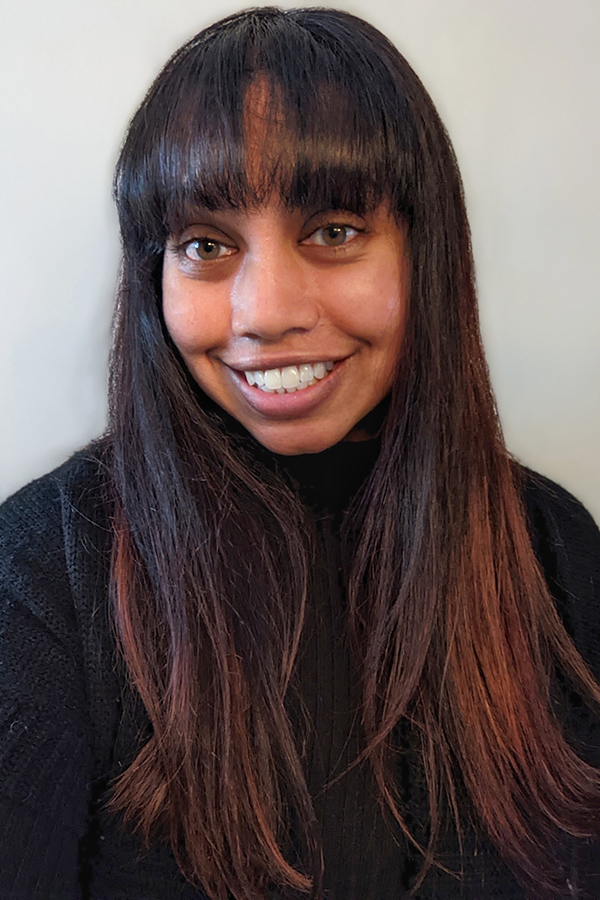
{"left": 108, "top": 7, "right": 600, "bottom": 899}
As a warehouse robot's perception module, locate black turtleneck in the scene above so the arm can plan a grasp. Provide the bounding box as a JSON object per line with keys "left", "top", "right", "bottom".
{"left": 0, "top": 444, "right": 599, "bottom": 898}
{"left": 272, "top": 436, "right": 381, "bottom": 517}
{"left": 269, "top": 438, "right": 513, "bottom": 898}
{"left": 274, "top": 438, "right": 414, "bottom": 899}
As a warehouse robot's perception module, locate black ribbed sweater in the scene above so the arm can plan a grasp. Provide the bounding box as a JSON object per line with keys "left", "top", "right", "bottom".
{"left": 1, "top": 444, "right": 599, "bottom": 899}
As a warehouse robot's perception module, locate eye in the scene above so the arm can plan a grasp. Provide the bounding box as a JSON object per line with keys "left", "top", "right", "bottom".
{"left": 183, "top": 238, "right": 233, "bottom": 261}
{"left": 304, "top": 223, "right": 360, "bottom": 248}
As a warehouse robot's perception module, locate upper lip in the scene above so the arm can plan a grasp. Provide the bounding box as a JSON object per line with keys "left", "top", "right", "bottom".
{"left": 223, "top": 355, "right": 347, "bottom": 372}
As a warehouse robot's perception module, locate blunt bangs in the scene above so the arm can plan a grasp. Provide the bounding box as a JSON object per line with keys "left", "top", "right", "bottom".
{"left": 115, "top": 7, "right": 419, "bottom": 251}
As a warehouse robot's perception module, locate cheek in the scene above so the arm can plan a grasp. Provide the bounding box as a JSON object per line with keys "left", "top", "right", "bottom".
{"left": 162, "top": 267, "right": 230, "bottom": 357}
{"left": 327, "top": 261, "right": 407, "bottom": 348}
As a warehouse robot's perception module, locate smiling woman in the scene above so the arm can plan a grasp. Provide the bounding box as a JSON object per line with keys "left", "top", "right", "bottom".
{"left": 162, "top": 202, "right": 408, "bottom": 454}
{"left": 1, "top": 7, "right": 600, "bottom": 900}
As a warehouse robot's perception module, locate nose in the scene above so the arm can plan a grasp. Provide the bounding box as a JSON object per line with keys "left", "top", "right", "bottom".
{"left": 230, "top": 249, "right": 319, "bottom": 341}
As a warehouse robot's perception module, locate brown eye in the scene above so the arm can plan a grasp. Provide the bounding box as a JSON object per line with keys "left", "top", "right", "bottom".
{"left": 322, "top": 225, "right": 348, "bottom": 246}
{"left": 184, "top": 238, "right": 224, "bottom": 261}
{"left": 305, "top": 223, "right": 359, "bottom": 248}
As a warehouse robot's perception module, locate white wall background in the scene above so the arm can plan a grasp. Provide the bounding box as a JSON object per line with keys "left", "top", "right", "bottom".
{"left": 1, "top": 0, "right": 599, "bottom": 521}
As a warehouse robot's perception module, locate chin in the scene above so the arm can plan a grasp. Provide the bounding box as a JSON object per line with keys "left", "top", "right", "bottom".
{"left": 249, "top": 425, "right": 346, "bottom": 457}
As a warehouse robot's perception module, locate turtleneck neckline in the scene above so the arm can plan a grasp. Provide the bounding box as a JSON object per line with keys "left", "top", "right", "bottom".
{"left": 271, "top": 438, "right": 381, "bottom": 516}
{"left": 209, "top": 397, "right": 385, "bottom": 516}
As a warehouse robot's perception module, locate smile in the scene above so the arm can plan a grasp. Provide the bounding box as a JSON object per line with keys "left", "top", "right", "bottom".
{"left": 226, "top": 357, "right": 347, "bottom": 421}
{"left": 244, "top": 361, "right": 335, "bottom": 393}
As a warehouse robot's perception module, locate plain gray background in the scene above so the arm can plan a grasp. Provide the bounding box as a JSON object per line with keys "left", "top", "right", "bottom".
{"left": 1, "top": 0, "right": 599, "bottom": 520}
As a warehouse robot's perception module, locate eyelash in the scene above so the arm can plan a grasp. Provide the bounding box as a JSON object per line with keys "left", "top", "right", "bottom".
{"left": 177, "top": 221, "right": 364, "bottom": 264}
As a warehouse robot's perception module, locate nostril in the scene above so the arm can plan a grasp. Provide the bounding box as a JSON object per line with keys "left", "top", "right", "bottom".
{"left": 231, "top": 309, "right": 319, "bottom": 341}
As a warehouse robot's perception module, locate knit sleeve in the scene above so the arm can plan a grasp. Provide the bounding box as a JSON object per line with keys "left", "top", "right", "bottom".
{"left": 0, "top": 473, "right": 93, "bottom": 900}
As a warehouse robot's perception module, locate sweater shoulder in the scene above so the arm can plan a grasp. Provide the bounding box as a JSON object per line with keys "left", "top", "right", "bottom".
{"left": 518, "top": 465, "right": 600, "bottom": 584}
{"left": 3, "top": 437, "right": 112, "bottom": 531}
{"left": 0, "top": 440, "right": 112, "bottom": 541}
{"left": 0, "top": 441, "right": 113, "bottom": 643}
{"left": 520, "top": 466, "right": 599, "bottom": 536}
{"left": 517, "top": 465, "right": 600, "bottom": 675}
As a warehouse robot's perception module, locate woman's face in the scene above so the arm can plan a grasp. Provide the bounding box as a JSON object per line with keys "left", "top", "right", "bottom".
{"left": 162, "top": 199, "right": 409, "bottom": 455}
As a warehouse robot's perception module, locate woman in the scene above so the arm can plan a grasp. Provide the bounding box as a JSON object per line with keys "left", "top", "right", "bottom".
{"left": 1, "top": 7, "right": 599, "bottom": 899}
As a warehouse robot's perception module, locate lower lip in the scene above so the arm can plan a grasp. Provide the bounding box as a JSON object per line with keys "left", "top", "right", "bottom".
{"left": 227, "top": 360, "right": 348, "bottom": 418}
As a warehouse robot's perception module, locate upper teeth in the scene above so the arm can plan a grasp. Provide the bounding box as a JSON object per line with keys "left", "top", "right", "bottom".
{"left": 244, "top": 360, "right": 334, "bottom": 393}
